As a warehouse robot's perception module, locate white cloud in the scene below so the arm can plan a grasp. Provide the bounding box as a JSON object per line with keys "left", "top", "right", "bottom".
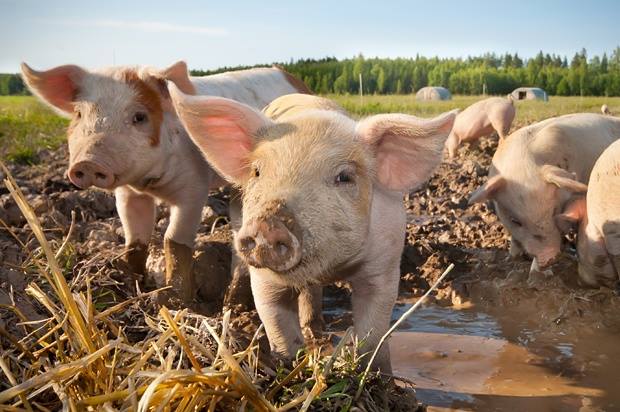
{"left": 41, "top": 19, "right": 228, "bottom": 36}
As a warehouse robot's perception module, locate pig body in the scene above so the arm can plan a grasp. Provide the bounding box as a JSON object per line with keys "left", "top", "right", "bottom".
{"left": 558, "top": 140, "right": 620, "bottom": 287}
{"left": 445, "top": 97, "right": 515, "bottom": 158}
{"left": 21, "top": 62, "right": 308, "bottom": 304}
{"left": 469, "top": 113, "right": 620, "bottom": 273}
{"left": 171, "top": 90, "right": 456, "bottom": 372}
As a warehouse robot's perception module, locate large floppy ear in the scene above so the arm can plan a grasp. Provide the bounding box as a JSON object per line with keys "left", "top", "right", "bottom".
{"left": 541, "top": 165, "right": 588, "bottom": 193}
{"left": 468, "top": 174, "right": 506, "bottom": 205}
{"left": 168, "top": 83, "right": 273, "bottom": 183}
{"left": 20, "top": 62, "right": 86, "bottom": 116}
{"left": 554, "top": 196, "right": 586, "bottom": 233}
{"left": 356, "top": 110, "right": 457, "bottom": 191}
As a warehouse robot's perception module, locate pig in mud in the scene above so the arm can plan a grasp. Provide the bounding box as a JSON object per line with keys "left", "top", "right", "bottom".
{"left": 445, "top": 96, "right": 515, "bottom": 158}
{"left": 469, "top": 113, "right": 620, "bottom": 277}
{"left": 170, "top": 88, "right": 456, "bottom": 372}
{"left": 557, "top": 139, "right": 620, "bottom": 288}
{"left": 21, "top": 61, "right": 309, "bottom": 306}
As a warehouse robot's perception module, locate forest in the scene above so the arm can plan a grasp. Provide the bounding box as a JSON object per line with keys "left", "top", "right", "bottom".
{"left": 3, "top": 48, "right": 620, "bottom": 96}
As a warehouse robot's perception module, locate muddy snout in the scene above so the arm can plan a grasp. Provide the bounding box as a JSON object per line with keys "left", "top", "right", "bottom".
{"left": 235, "top": 203, "right": 302, "bottom": 272}
{"left": 68, "top": 160, "right": 114, "bottom": 189}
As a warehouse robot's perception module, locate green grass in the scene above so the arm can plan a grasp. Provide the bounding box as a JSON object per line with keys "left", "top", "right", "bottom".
{"left": 0, "top": 96, "right": 68, "bottom": 164}
{"left": 327, "top": 94, "right": 620, "bottom": 125}
{"left": 2, "top": 95, "right": 620, "bottom": 165}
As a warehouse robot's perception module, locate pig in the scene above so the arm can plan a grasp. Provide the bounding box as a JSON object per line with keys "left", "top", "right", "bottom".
{"left": 601, "top": 104, "right": 613, "bottom": 116}
{"left": 469, "top": 113, "right": 620, "bottom": 276}
{"left": 169, "top": 87, "right": 456, "bottom": 372}
{"left": 20, "top": 61, "right": 311, "bottom": 306}
{"left": 556, "top": 140, "right": 620, "bottom": 287}
{"left": 445, "top": 96, "right": 515, "bottom": 158}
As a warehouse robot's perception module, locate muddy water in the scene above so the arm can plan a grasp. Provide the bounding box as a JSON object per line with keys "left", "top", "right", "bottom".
{"left": 324, "top": 295, "right": 620, "bottom": 411}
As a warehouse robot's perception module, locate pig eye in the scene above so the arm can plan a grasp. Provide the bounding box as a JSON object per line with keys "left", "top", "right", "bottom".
{"left": 335, "top": 170, "right": 355, "bottom": 185}
{"left": 132, "top": 112, "right": 148, "bottom": 125}
{"left": 510, "top": 217, "right": 523, "bottom": 227}
{"left": 252, "top": 166, "right": 260, "bottom": 178}
{"left": 74, "top": 109, "right": 82, "bottom": 119}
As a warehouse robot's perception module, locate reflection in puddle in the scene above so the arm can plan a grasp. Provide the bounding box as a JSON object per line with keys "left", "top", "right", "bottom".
{"left": 324, "top": 297, "right": 619, "bottom": 411}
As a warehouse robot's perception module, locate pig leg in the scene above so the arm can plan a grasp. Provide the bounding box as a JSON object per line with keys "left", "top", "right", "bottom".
{"left": 164, "top": 201, "right": 204, "bottom": 305}
{"left": 298, "top": 285, "right": 324, "bottom": 338}
{"left": 350, "top": 269, "right": 399, "bottom": 374}
{"left": 445, "top": 132, "right": 459, "bottom": 159}
{"left": 509, "top": 235, "right": 525, "bottom": 259}
{"left": 491, "top": 118, "right": 509, "bottom": 141}
{"left": 115, "top": 186, "right": 156, "bottom": 278}
{"left": 223, "top": 192, "right": 254, "bottom": 310}
{"left": 250, "top": 271, "right": 304, "bottom": 358}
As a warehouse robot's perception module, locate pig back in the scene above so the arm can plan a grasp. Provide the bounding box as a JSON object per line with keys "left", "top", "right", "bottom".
{"left": 262, "top": 94, "right": 349, "bottom": 121}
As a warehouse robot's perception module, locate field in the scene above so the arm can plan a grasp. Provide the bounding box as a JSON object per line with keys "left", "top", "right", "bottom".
{"left": 1, "top": 95, "right": 620, "bottom": 410}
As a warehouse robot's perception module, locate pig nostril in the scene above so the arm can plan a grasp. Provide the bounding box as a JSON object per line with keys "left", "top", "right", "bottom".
{"left": 95, "top": 172, "right": 106, "bottom": 180}
{"left": 75, "top": 171, "right": 84, "bottom": 179}
{"left": 276, "top": 242, "right": 289, "bottom": 256}
{"left": 240, "top": 238, "right": 256, "bottom": 252}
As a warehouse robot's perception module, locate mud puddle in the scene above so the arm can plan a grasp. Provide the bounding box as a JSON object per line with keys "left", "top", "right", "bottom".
{"left": 324, "top": 294, "right": 620, "bottom": 412}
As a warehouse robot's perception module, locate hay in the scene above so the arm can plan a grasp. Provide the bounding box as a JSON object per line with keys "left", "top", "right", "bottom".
{"left": 0, "top": 161, "right": 421, "bottom": 411}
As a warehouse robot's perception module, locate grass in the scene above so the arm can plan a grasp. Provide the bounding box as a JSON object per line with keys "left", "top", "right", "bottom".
{"left": 0, "top": 96, "right": 68, "bottom": 164}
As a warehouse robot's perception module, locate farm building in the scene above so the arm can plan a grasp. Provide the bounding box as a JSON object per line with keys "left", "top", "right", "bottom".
{"left": 416, "top": 86, "right": 452, "bottom": 101}
{"left": 510, "top": 87, "right": 548, "bottom": 102}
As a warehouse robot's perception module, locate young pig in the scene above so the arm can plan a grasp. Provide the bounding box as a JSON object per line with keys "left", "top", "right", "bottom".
{"left": 557, "top": 140, "right": 620, "bottom": 287}
{"left": 21, "top": 61, "right": 309, "bottom": 306}
{"left": 469, "top": 113, "right": 620, "bottom": 277}
{"left": 170, "top": 88, "right": 456, "bottom": 372}
{"left": 445, "top": 96, "right": 515, "bottom": 158}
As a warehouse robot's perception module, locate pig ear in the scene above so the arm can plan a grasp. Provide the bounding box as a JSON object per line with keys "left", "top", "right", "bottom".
{"left": 356, "top": 110, "right": 457, "bottom": 191}
{"left": 168, "top": 83, "right": 273, "bottom": 183}
{"left": 158, "top": 61, "right": 195, "bottom": 95}
{"left": 554, "top": 196, "right": 586, "bottom": 233}
{"left": 20, "top": 62, "right": 86, "bottom": 115}
{"left": 468, "top": 174, "right": 506, "bottom": 205}
{"left": 541, "top": 165, "right": 588, "bottom": 193}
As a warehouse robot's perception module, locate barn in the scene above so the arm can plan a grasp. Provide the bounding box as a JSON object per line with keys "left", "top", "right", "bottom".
{"left": 416, "top": 86, "right": 452, "bottom": 101}
{"left": 510, "top": 87, "right": 548, "bottom": 102}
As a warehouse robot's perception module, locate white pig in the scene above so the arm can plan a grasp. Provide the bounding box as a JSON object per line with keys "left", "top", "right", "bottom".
{"left": 445, "top": 96, "right": 515, "bottom": 158}
{"left": 557, "top": 139, "right": 620, "bottom": 287}
{"left": 21, "top": 61, "right": 310, "bottom": 305}
{"left": 170, "top": 88, "right": 456, "bottom": 372}
{"left": 469, "top": 113, "right": 620, "bottom": 275}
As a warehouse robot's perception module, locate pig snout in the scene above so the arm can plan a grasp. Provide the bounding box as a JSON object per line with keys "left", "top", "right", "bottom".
{"left": 236, "top": 203, "right": 302, "bottom": 272}
{"left": 68, "top": 161, "right": 114, "bottom": 189}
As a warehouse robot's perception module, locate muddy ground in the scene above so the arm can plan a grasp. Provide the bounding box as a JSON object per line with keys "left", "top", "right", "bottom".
{"left": 1, "top": 129, "right": 619, "bottom": 410}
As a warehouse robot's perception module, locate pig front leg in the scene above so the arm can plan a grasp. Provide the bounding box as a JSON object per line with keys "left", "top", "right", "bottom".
{"left": 350, "top": 269, "right": 399, "bottom": 374}
{"left": 250, "top": 271, "right": 304, "bottom": 358}
{"left": 298, "top": 285, "right": 324, "bottom": 338}
{"left": 115, "top": 186, "right": 156, "bottom": 277}
{"left": 445, "top": 132, "right": 459, "bottom": 159}
{"left": 164, "top": 201, "right": 204, "bottom": 305}
{"left": 224, "top": 193, "right": 254, "bottom": 310}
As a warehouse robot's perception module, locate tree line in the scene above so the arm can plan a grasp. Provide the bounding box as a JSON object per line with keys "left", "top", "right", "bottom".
{"left": 2, "top": 48, "right": 620, "bottom": 96}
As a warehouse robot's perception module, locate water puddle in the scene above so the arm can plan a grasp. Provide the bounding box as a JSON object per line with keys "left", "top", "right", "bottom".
{"left": 325, "top": 296, "right": 620, "bottom": 411}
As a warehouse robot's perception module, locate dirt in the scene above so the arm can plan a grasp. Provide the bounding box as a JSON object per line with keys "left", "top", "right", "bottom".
{"left": 1, "top": 128, "right": 620, "bottom": 410}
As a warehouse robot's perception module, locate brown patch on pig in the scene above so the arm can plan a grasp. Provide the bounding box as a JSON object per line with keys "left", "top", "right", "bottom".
{"left": 120, "top": 69, "right": 163, "bottom": 146}
{"left": 273, "top": 65, "right": 312, "bottom": 95}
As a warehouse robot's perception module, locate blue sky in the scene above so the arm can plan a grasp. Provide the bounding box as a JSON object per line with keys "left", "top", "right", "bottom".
{"left": 1, "top": 0, "right": 619, "bottom": 73}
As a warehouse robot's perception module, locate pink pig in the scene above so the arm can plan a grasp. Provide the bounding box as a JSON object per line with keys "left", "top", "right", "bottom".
{"left": 557, "top": 139, "right": 620, "bottom": 287}
{"left": 445, "top": 96, "right": 515, "bottom": 158}
{"left": 170, "top": 89, "right": 456, "bottom": 372}
{"left": 21, "top": 61, "right": 309, "bottom": 305}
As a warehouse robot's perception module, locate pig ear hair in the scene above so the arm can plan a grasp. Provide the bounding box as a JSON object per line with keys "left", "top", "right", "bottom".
{"left": 356, "top": 109, "right": 457, "bottom": 191}
{"left": 20, "top": 62, "right": 86, "bottom": 116}
{"left": 168, "top": 83, "right": 273, "bottom": 183}
{"left": 554, "top": 196, "right": 586, "bottom": 233}
{"left": 541, "top": 165, "right": 588, "bottom": 193}
{"left": 468, "top": 174, "right": 506, "bottom": 205}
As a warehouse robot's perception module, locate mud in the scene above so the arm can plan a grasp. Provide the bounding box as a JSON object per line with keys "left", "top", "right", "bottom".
{"left": 1, "top": 128, "right": 620, "bottom": 410}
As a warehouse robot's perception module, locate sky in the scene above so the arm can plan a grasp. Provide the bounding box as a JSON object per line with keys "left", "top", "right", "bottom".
{"left": 1, "top": 0, "right": 619, "bottom": 73}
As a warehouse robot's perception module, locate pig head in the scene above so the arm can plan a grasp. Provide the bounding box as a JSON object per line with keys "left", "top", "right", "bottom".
{"left": 21, "top": 61, "right": 195, "bottom": 191}
{"left": 170, "top": 87, "right": 456, "bottom": 372}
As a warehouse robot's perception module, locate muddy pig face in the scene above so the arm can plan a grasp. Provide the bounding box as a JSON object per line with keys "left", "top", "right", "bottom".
{"left": 470, "top": 164, "right": 588, "bottom": 268}
{"left": 21, "top": 61, "right": 195, "bottom": 190}
{"left": 170, "top": 87, "right": 455, "bottom": 287}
